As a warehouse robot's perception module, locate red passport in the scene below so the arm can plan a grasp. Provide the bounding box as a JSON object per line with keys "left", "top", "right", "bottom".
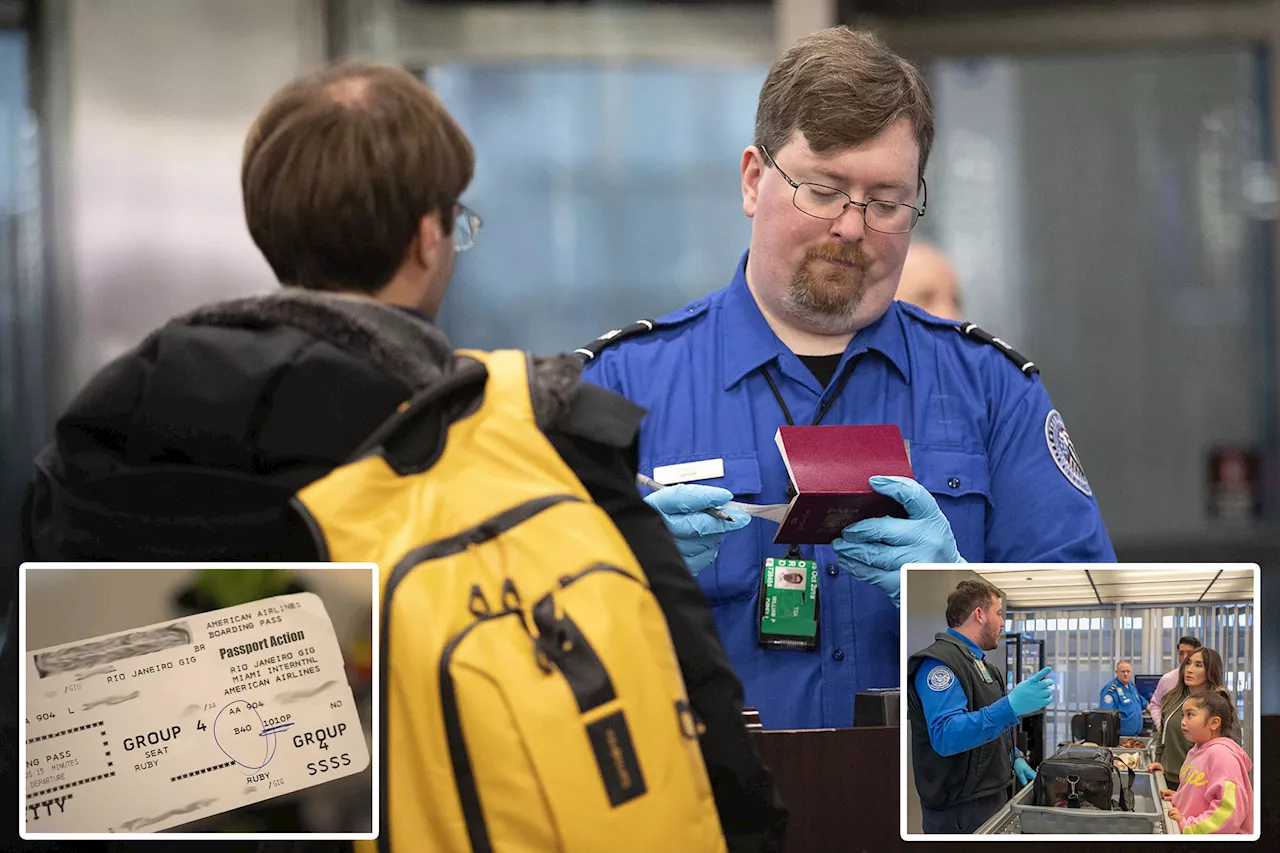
{"left": 772, "top": 424, "right": 915, "bottom": 545}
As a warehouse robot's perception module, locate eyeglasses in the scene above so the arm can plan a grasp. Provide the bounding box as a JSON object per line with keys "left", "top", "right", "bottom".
{"left": 759, "top": 145, "right": 926, "bottom": 234}
{"left": 455, "top": 204, "right": 482, "bottom": 252}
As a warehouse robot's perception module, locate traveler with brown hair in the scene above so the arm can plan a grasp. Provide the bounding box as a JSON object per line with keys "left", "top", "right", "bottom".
{"left": 1149, "top": 635, "right": 1202, "bottom": 729}
{"left": 1150, "top": 646, "right": 1240, "bottom": 792}
{"left": 580, "top": 26, "right": 1113, "bottom": 733}
{"left": 22, "top": 63, "right": 785, "bottom": 850}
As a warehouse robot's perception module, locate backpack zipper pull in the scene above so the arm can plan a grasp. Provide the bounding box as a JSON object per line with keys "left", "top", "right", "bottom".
{"left": 468, "top": 585, "right": 492, "bottom": 619}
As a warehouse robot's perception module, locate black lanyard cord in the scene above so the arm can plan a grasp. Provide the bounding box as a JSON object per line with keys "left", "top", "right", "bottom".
{"left": 759, "top": 354, "right": 862, "bottom": 427}
{"left": 759, "top": 367, "right": 795, "bottom": 427}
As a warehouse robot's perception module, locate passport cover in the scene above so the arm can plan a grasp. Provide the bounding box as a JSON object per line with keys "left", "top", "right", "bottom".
{"left": 772, "top": 424, "right": 915, "bottom": 545}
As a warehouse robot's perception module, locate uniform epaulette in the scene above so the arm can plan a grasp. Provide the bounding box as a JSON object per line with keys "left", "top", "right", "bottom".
{"left": 897, "top": 302, "right": 1040, "bottom": 378}
{"left": 573, "top": 320, "right": 657, "bottom": 362}
{"left": 574, "top": 301, "right": 709, "bottom": 362}
{"left": 958, "top": 323, "right": 1039, "bottom": 377}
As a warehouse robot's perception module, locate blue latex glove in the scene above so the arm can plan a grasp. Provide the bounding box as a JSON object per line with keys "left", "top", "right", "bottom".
{"left": 831, "top": 476, "right": 963, "bottom": 606}
{"left": 1007, "top": 666, "right": 1056, "bottom": 717}
{"left": 829, "top": 553, "right": 903, "bottom": 607}
{"left": 1014, "top": 756, "right": 1036, "bottom": 787}
{"left": 643, "top": 484, "right": 750, "bottom": 577}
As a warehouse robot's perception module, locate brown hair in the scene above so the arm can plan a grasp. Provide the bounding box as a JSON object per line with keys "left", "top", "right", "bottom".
{"left": 1185, "top": 689, "right": 1238, "bottom": 738}
{"left": 945, "top": 579, "right": 1002, "bottom": 629}
{"left": 242, "top": 63, "right": 475, "bottom": 294}
{"left": 1162, "top": 647, "right": 1228, "bottom": 720}
{"left": 754, "top": 27, "right": 934, "bottom": 182}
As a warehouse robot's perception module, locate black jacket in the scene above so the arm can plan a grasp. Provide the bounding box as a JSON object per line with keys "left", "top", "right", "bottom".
{"left": 6, "top": 291, "right": 786, "bottom": 852}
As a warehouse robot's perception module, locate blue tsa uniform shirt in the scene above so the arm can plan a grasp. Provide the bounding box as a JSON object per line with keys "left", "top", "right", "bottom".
{"left": 580, "top": 253, "right": 1116, "bottom": 730}
{"left": 1100, "top": 678, "right": 1144, "bottom": 736}
{"left": 914, "top": 630, "right": 1020, "bottom": 757}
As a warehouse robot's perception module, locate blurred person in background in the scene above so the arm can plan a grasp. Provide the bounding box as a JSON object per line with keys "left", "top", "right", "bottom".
{"left": 894, "top": 240, "right": 962, "bottom": 321}
{"left": 1150, "top": 635, "right": 1202, "bottom": 730}
{"left": 14, "top": 62, "right": 784, "bottom": 850}
{"left": 579, "top": 26, "right": 1115, "bottom": 732}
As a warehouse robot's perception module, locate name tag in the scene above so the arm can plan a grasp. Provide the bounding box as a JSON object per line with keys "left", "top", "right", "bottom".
{"left": 23, "top": 592, "right": 369, "bottom": 835}
{"left": 653, "top": 458, "right": 724, "bottom": 485}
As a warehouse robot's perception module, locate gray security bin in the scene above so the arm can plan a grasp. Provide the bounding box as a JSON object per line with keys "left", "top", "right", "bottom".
{"left": 1011, "top": 771, "right": 1163, "bottom": 834}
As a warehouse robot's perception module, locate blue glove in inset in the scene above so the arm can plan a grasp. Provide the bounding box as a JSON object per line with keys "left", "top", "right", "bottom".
{"left": 831, "top": 476, "right": 963, "bottom": 606}
{"left": 1014, "top": 756, "right": 1036, "bottom": 787}
{"left": 643, "top": 484, "right": 750, "bottom": 577}
{"left": 1007, "top": 666, "right": 1056, "bottom": 717}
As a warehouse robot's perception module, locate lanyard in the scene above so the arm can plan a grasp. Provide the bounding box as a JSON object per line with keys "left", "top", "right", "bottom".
{"left": 759, "top": 353, "right": 862, "bottom": 427}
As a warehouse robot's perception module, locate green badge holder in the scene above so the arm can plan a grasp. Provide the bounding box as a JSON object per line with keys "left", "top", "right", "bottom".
{"left": 757, "top": 554, "right": 819, "bottom": 651}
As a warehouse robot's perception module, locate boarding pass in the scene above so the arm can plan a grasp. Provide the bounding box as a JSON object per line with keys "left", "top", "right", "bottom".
{"left": 22, "top": 592, "right": 370, "bottom": 834}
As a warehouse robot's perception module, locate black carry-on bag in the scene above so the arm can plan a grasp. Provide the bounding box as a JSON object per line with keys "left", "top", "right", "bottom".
{"left": 1070, "top": 709, "right": 1121, "bottom": 747}
{"left": 1034, "top": 744, "right": 1135, "bottom": 811}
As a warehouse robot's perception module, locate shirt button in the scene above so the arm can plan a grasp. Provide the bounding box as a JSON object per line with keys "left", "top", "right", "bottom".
{"left": 826, "top": 563, "right": 840, "bottom": 577}
{"left": 947, "top": 477, "right": 961, "bottom": 489}
{"left": 832, "top": 648, "right": 845, "bottom": 662}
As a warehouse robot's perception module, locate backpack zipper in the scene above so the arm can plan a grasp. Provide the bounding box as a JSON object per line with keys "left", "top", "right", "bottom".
{"left": 438, "top": 609, "right": 524, "bottom": 853}
{"left": 437, "top": 564, "right": 654, "bottom": 850}
{"left": 377, "top": 493, "right": 583, "bottom": 853}
{"left": 436, "top": 563, "right": 663, "bottom": 851}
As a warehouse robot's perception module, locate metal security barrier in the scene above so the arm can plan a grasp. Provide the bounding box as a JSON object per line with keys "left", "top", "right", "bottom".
{"left": 1006, "top": 602, "right": 1255, "bottom": 758}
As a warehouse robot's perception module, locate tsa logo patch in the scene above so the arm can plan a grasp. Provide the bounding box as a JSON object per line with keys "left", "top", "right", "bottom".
{"left": 927, "top": 666, "right": 954, "bottom": 692}
{"left": 1045, "top": 409, "right": 1092, "bottom": 497}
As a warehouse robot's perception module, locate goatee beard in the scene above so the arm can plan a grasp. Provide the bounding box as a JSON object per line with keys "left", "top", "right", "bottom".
{"left": 783, "top": 244, "right": 871, "bottom": 332}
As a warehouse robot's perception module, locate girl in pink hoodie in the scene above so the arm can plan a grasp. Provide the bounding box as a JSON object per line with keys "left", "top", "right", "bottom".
{"left": 1161, "top": 689, "right": 1254, "bottom": 834}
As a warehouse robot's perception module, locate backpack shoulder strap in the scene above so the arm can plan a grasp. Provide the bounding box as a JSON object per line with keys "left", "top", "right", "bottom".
{"left": 346, "top": 358, "right": 491, "bottom": 473}
{"left": 346, "top": 350, "right": 539, "bottom": 476}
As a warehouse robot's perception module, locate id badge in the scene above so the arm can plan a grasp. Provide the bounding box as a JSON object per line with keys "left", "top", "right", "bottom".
{"left": 975, "top": 658, "right": 994, "bottom": 683}
{"left": 757, "top": 555, "right": 819, "bottom": 651}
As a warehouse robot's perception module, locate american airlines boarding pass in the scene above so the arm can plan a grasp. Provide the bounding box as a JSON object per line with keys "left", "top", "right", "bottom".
{"left": 22, "top": 592, "right": 370, "bottom": 834}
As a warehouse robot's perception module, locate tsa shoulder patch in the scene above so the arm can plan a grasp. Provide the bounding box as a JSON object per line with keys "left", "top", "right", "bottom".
{"left": 1045, "top": 409, "right": 1092, "bottom": 497}
{"left": 1102, "top": 692, "right": 1115, "bottom": 705}
{"left": 926, "top": 665, "right": 955, "bottom": 692}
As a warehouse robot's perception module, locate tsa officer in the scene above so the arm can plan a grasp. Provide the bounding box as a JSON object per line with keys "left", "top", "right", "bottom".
{"left": 1101, "top": 660, "right": 1144, "bottom": 737}
{"left": 578, "top": 27, "right": 1115, "bottom": 732}
{"left": 907, "top": 580, "right": 1055, "bottom": 834}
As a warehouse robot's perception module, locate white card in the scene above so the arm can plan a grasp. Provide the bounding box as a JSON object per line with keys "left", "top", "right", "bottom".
{"left": 653, "top": 458, "right": 725, "bottom": 485}
{"left": 723, "top": 500, "right": 791, "bottom": 524}
{"left": 22, "top": 592, "right": 370, "bottom": 834}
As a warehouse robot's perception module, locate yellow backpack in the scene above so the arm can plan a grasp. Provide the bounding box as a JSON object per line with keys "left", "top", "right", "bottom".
{"left": 293, "top": 349, "right": 727, "bottom": 853}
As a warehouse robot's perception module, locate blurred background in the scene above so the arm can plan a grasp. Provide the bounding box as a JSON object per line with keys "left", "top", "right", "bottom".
{"left": 1, "top": 0, "right": 1279, "bottom": 701}
{"left": 23, "top": 565, "right": 375, "bottom": 834}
